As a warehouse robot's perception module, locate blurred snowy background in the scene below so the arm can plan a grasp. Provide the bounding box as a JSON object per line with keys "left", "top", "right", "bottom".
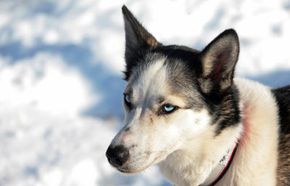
{"left": 0, "top": 0, "right": 290, "bottom": 186}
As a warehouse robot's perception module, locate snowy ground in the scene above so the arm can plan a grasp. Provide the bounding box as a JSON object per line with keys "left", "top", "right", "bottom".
{"left": 0, "top": 0, "right": 290, "bottom": 186}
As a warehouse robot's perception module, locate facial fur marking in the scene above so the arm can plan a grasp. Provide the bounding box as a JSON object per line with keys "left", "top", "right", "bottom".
{"left": 129, "top": 56, "right": 167, "bottom": 106}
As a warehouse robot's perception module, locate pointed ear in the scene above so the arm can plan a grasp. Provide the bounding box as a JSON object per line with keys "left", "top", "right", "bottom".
{"left": 199, "top": 29, "right": 239, "bottom": 93}
{"left": 122, "top": 5, "right": 160, "bottom": 63}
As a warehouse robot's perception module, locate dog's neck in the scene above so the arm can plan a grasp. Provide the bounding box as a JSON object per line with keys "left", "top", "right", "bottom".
{"left": 158, "top": 122, "right": 242, "bottom": 186}
{"left": 200, "top": 141, "right": 238, "bottom": 185}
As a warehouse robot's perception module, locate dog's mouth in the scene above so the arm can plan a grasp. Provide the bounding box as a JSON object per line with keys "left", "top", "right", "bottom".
{"left": 114, "top": 151, "right": 170, "bottom": 174}
{"left": 116, "top": 164, "right": 149, "bottom": 174}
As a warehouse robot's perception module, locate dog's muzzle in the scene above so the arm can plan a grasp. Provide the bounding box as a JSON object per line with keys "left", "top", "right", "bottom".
{"left": 106, "top": 145, "right": 130, "bottom": 168}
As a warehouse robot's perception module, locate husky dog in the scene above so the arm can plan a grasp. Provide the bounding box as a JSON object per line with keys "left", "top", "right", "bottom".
{"left": 106, "top": 5, "right": 290, "bottom": 186}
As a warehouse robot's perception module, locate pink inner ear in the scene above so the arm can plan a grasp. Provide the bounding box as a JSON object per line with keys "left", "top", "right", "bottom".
{"left": 210, "top": 53, "right": 227, "bottom": 81}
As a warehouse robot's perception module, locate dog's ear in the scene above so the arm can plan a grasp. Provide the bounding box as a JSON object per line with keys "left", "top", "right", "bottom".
{"left": 198, "top": 29, "right": 239, "bottom": 93}
{"left": 122, "top": 5, "right": 160, "bottom": 80}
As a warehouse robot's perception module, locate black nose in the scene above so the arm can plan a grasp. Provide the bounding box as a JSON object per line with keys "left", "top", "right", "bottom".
{"left": 106, "top": 145, "right": 129, "bottom": 167}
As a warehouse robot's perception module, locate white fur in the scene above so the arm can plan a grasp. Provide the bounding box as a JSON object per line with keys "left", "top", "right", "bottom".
{"left": 111, "top": 58, "right": 279, "bottom": 185}
{"left": 158, "top": 118, "right": 242, "bottom": 186}
{"left": 158, "top": 78, "right": 279, "bottom": 186}
{"left": 111, "top": 57, "right": 222, "bottom": 174}
{"left": 216, "top": 78, "right": 279, "bottom": 186}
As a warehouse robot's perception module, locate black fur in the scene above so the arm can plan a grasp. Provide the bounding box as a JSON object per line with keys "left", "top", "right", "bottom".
{"left": 199, "top": 29, "right": 240, "bottom": 93}
{"left": 153, "top": 46, "right": 241, "bottom": 134}
{"left": 122, "top": 5, "right": 160, "bottom": 80}
{"left": 119, "top": 5, "right": 290, "bottom": 183}
{"left": 121, "top": 5, "right": 241, "bottom": 135}
{"left": 272, "top": 86, "right": 290, "bottom": 185}
{"left": 273, "top": 86, "right": 290, "bottom": 135}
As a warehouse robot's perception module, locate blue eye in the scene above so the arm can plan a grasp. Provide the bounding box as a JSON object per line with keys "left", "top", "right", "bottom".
{"left": 124, "top": 94, "right": 130, "bottom": 103}
{"left": 161, "top": 104, "right": 177, "bottom": 114}
{"left": 123, "top": 93, "right": 132, "bottom": 109}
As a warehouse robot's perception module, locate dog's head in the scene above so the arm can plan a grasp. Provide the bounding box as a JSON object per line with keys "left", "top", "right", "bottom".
{"left": 106, "top": 5, "right": 241, "bottom": 173}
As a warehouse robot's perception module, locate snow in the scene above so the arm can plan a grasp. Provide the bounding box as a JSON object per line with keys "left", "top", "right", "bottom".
{"left": 0, "top": 54, "right": 96, "bottom": 115}
{"left": 0, "top": 0, "right": 289, "bottom": 186}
